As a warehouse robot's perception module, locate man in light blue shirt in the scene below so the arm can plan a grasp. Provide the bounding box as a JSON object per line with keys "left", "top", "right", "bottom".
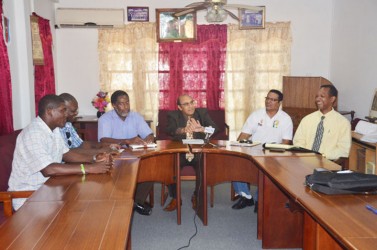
{"left": 98, "top": 91, "right": 154, "bottom": 144}
{"left": 98, "top": 90, "right": 154, "bottom": 216}
{"left": 98, "top": 110, "right": 153, "bottom": 143}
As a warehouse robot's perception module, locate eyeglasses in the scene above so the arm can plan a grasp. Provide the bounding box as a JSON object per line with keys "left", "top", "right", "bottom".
{"left": 66, "top": 131, "right": 72, "bottom": 146}
{"left": 180, "top": 100, "right": 197, "bottom": 107}
{"left": 265, "top": 97, "right": 279, "bottom": 102}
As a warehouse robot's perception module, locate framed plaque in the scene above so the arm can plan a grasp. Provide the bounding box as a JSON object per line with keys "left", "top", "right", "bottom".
{"left": 127, "top": 6, "right": 149, "bottom": 22}
{"left": 30, "top": 15, "right": 44, "bottom": 65}
{"left": 239, "top": 7, "right": 265, "bottom": 30}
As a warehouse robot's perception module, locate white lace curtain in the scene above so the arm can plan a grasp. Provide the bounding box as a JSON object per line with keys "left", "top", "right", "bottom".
{"left": 225, "top": 22, "right": 292, "bottom": 140}
{"left": 98, "top": 23, "right": 159, "bottom": 131}
{"left": 98, "top": 22, "right": 291, "bottom": 138}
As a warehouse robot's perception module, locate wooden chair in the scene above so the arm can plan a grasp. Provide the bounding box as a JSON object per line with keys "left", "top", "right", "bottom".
{"left": 0, "top": 130, "right": 33, "bottom": 224}
{"left": 156, "top": 109, "right": 230, "bottom": 207}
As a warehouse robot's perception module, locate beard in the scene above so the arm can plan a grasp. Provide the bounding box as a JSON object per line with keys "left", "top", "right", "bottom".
{"left": 115, "top": 109, "right": 129, "bottom": 118}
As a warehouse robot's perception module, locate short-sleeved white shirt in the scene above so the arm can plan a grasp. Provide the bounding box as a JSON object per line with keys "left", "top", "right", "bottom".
{"left": 241, "top": 108, "right": 293, "bottom": 143}
{"left": 8, "top": 116, "right": 69, "bottom": 210}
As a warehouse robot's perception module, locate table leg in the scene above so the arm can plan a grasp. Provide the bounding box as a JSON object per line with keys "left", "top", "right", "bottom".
{"left": 262, "top": 174, "right": 303, "bottom": 248}
{"left": 197, "top": 153, "right": 207, "bottom": 225}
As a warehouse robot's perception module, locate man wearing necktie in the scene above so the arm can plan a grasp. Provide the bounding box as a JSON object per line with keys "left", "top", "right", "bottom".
{"left": 293, "top": 85, "right": 351, "bottom": 160}
{"left": 164, "top": 94, "right": 218, "bottom": 211}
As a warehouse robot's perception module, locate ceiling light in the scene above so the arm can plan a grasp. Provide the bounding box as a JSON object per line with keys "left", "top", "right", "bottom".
{"left": 205, "top": 5, "right": 227, "bottom": 22}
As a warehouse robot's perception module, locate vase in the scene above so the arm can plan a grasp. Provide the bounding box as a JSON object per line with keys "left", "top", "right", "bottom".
{"left": 96, "top": 111, "right": 105, "bottom": 118}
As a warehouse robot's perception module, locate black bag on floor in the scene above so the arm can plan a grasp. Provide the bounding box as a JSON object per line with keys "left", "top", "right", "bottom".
{"left": 305, "top": 170, "right": 377, "bottom": 195}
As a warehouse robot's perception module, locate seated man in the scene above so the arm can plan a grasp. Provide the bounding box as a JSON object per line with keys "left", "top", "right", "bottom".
{"left": 98, "top": 90, "right": 154, "bottom": 216}
{"left": 59, "top": 93, "right": 119, "bottom": 154}
{"left": 164, "top": 94, "right": 218, "bottom": 212}
{"left": 8, "top": 94, "right": 111, "bottom": 211}
{"left": 294, "top": 84, "right": 351, "bottom": 160}
{"left": 233, "top": 89, "right": 293, "bottom": 211}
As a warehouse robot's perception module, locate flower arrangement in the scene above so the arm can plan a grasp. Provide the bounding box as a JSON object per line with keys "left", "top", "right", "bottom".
{"left": 92, "top": 91, "right": 110, "bottom": 112}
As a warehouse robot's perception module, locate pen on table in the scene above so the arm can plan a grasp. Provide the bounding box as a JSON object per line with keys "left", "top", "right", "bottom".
{"left": 366, "top": 204, "right": 377, "bottom": 214}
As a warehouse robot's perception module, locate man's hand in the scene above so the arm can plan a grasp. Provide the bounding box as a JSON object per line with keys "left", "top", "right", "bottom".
{"left": 94, "top": 152, "right": 113, "bottom": 166}
{"left": 143, "top": 134, "right": 155, "bottom": 144}
{"left": 109, "top": 143, "right": 121, "bottom": 150}
{"left": 86, "top": 162, "right": 111, "bottom": 174}
{"left": 186, "top": 118, "right": 204, "bottom": 133}
{"left": 127, "top": 136, "right": 147, "bottom": 145}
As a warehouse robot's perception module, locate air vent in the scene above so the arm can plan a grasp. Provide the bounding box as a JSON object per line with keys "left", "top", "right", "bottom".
{"left": 55, "top": 8, "right": 124, "bottom": 28}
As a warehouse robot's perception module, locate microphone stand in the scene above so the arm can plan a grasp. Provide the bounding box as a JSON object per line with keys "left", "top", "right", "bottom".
{"left": 208, "top": 142, "right": 219, "bottom": 148}
{"left": 204, "top": 132, "right": 218, "bottom": 148}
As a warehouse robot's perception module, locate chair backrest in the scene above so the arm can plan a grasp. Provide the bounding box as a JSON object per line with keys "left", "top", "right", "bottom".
{"left": 0, "top": 130, "right": 21, "bottom": 192}
{"left": 156, "top": 110, "right": 229, "bottom": 140}
{"left": 351, "top": 118, "right": 367, "bottom": 131}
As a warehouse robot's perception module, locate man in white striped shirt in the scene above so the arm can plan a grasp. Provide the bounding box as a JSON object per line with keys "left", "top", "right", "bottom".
{"left": 8, "top": 95, "right": 111, "bottom": 210}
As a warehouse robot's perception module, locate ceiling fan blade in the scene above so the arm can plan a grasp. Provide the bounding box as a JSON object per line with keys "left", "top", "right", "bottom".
{"left": 174, "top": 8, "right": 196, "bottom": 17}
{"left": 173, "top": 4, "right": 209, "bottom": 17}
{"left": 223, "top": 9, "right": 239, "bottom": 21}
{"left": 185, "top": 2, "right": 207, "bottom": 8}
{"left": 225, "top": 4, "right": 264, "bottom": 12}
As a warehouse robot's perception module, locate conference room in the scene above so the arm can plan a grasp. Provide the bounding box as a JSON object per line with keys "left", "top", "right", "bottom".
{"left": 1, "top": 0, "right": 377, "bottom": 249}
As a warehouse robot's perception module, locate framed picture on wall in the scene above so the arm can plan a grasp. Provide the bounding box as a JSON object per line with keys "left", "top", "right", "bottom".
{"left": 30, "top": 15, "right": 44, "bottom": 65}
{"left": 156, "top": 8, "right": 197, "bottom": 42}
{"left": 239, "top": 6, "right": 266, "bottom": 30}
{"left": 127, "top": 6, "right": 149, "bottom": 22}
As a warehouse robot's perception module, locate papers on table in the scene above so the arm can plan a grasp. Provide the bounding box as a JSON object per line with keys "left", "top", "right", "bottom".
{"left": 182, "top": 139, "right": 205, "bottom": 145}
{"left": 355, "top": 120, "right": 377, "bottom": 143}
{"left": 361, "top": 133, "right": 377, "bottom": 143}
{"left": 128, "top": 143, "right": 157, "bottom": 149}
{"left": 230, "top": 141, "right": 261, "bottom": 147}
{"left": 355, "top": 120, "right": 377, "bottom": 135}
{"left": 263, "top": 143, "right": 294, "bottom": 150}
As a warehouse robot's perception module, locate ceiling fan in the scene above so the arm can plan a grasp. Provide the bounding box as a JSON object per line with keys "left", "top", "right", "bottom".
{"left": 173, "top": 0, "right": 264, "bottom": 23}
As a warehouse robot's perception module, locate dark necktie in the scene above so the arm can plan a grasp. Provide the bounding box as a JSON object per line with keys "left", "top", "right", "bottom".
{"left": 312, "top": 116, "right": 325, "bottom": 152}
{"left": 185, "top": 118, "right": 194, "bottom": 162}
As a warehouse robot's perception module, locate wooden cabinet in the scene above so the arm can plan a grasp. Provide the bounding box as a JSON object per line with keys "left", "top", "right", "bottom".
{"left": 349, "top": 132, "right": 376, "bottom": 174}
{"left": 72, "top": 115, "right": 99, "bottom": 141}
{"left": 282, "top": 76, "right": 336, "bottom": 133}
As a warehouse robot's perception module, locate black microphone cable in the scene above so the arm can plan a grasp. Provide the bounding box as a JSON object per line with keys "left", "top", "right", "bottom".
{"left": 177, "top": 143, "right": 205, "bottom": 250}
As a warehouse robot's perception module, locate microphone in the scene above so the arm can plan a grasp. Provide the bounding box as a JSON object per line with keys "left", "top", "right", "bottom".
{"left": 204, "top": 126, "right": 215, "bottom": 143}
{"left": 182, "top": 126, "right": 215, "bottom": 145}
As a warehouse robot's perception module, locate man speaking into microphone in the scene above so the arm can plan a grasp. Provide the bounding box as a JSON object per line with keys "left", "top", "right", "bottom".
{"left": 164, "top": 94, "right": 219, "bottom": 212}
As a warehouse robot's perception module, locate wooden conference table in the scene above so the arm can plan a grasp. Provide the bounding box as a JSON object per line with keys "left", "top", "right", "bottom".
{"left": 1, "top": 140, "right": 377, "bottom": 249}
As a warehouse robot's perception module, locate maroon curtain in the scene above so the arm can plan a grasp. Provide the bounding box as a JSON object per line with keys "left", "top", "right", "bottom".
{"left": 0, "top": 0, "right": 14, "bottom": 135}
{"left": 33, "top": 13, "right": 55, "bottom": 115}
{"left": 158, "top": 24, "right": 227, "bottom": 110}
